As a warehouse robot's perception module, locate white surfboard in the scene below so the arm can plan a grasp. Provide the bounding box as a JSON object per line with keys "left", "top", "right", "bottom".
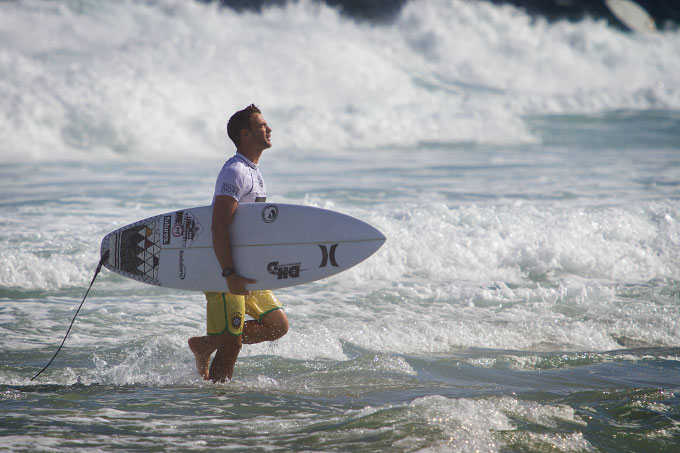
{"left": 605, "top": 0, "right": 656, "bottom": 33}
{"left": 100, "top": 203, "right": 385, "bottom": 291}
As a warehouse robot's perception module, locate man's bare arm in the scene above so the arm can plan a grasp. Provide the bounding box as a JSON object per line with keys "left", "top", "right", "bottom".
{"left": 212, "top": 195, "right": 256, "bottom": 295}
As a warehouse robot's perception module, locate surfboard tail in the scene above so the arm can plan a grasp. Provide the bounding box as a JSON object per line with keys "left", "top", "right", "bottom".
{"left": 100, "top": 216, "right": 163, "bottom": 286}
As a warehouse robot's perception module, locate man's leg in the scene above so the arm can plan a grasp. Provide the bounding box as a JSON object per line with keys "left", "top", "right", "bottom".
{"left": 191, "top": 309, "right": 286, "bottom": 379}
{"left": 192, "top": 291, "right": 245, "bottom": 381}
{"left": 209, "top": 332, "right": 242, "bottom": 382}
{"left": 188, "top": 335, "right": 218, "bottom": 380}
{"left": 242, "top": 309, "right": 289, "bottom": 344}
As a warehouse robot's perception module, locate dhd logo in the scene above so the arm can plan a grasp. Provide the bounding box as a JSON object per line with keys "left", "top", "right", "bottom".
{"left": 267, "top": 261, "right": 301, "bottom": 279}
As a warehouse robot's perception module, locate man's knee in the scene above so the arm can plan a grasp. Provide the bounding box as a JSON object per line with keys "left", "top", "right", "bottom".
{"left": 263, "top": 310, "right": 289, "bottom": 339}
{"left": 217, "top": 332, "right": 243, "bottom": 351}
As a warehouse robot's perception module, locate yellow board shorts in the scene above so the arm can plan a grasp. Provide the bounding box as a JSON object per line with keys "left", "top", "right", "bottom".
{"left": 204, "top": 290, "right": 283, "bottom": 336}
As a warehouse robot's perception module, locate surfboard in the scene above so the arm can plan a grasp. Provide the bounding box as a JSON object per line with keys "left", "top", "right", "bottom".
{"left": 605, "top": 0, "right": 656, "bottom": 33}
{"left": 100, "top": 203, "right": 386, "bottom": 291}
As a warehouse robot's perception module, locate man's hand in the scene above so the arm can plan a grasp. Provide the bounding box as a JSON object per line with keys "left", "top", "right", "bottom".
{"left": 226, "top": 274, "right": 257, "bottom": 296}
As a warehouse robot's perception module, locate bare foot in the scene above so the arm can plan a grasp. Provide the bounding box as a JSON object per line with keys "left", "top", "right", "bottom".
{"left": 188, "top": 337, "right": 213, "bottom": 380}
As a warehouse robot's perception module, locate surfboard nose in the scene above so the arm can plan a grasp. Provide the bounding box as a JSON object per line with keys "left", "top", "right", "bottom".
{"left": 364, "top": 223, "right": 386, "bottom": 249}
{"left": 373, "top": 225, "right": 387, "bottom": 242}
{"left": 358, "top": 218, "right": 386, "bottom": 244}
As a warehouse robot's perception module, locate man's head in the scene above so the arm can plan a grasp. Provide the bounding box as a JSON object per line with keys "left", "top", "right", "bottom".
{"left": 227, "top": 104, "right": 271, "bottom": 151}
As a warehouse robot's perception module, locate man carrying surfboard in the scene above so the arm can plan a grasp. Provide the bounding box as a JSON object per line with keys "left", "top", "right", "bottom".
{"left": 188, "top": 105, "right": 289, "bottom": 382}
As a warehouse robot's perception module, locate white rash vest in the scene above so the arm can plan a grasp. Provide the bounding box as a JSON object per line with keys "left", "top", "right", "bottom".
{"left": 213, "top": 153, "right": 267, "bottom": 204}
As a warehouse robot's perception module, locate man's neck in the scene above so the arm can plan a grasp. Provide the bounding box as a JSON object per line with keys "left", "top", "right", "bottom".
{"left": 236, "top": 147, "right": 262, "bottom": 165}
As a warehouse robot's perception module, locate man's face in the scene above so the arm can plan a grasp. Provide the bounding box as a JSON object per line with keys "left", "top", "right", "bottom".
{"left": 247, "top": 113, "right": 272, "bottom": 150}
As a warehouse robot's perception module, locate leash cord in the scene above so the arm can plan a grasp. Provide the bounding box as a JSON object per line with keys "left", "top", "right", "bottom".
{"left": 31, "top": 250, "right": 109, "bottom": 381}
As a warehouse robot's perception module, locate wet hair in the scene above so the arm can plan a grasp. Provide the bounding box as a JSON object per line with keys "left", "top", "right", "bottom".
{"left": 227, "top": 104, "right": 261, "bottom": 147}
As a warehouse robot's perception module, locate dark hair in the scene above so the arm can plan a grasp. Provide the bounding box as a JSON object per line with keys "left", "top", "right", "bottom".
{"left": 227, "top": 104, "right": 261, "bottom": 147}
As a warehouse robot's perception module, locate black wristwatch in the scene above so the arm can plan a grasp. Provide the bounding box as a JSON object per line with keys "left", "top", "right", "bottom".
{"left": 221, "top": 267, "right": 235, "bottom": 278}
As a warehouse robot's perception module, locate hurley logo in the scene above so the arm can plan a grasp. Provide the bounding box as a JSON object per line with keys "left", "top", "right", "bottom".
{"left": 319, "top": 244, "right": 339, "bottom": 268}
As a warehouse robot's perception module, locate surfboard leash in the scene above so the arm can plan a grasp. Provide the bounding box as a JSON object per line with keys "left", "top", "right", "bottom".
{"left": 31, "top": 250, "right": 110, "bottom": 381}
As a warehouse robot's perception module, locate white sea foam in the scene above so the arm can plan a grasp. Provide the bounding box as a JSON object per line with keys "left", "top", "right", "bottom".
{"left": 403, "top": 395, "right": 592, "bottom": 452}
{"left": 1, "top": 0, "right": 679, "bottom": 162}
{"left": 5, "top": 177, "right": 676, "bottom": 292}
{"left": 3, "top": 189, "right": 678, "bottom": 355}
{"left": 351, "top": 201, "right": 680, "bottom": 285}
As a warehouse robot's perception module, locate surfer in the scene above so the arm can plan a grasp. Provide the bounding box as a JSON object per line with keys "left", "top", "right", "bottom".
{"left": 188, "top": 105, "right": 289, "bottom": 382}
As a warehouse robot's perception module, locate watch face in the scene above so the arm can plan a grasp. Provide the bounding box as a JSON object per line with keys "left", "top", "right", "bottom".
{"left": 222, "top": 268, "right": 234, "bottom": 277}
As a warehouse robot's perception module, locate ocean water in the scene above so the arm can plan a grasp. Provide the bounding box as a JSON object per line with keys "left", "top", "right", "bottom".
{"left": 2, "top": 0, "right": 680, "bottom": 451}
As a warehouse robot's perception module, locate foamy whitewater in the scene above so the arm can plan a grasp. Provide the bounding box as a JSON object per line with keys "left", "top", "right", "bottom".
{"left": 1, "top": 0, "right": 680, "bottom": 451}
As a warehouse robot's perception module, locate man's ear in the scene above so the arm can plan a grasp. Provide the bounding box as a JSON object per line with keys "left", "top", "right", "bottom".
{"left": 240, "top": 128, "right": 250, "bottom": 142}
